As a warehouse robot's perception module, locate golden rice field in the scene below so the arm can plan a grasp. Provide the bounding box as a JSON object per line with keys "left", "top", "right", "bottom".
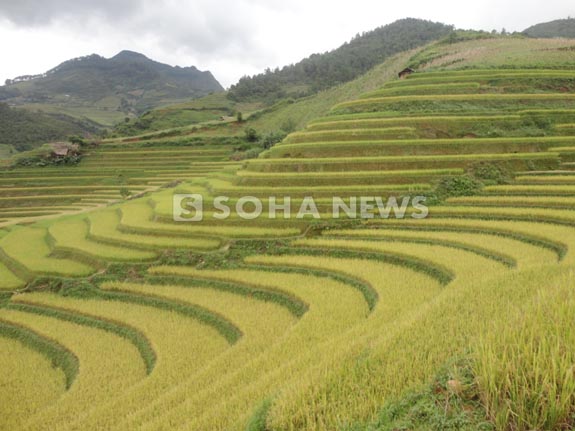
{"left": 2, "top": 38, "right": 575, "bottom": 431}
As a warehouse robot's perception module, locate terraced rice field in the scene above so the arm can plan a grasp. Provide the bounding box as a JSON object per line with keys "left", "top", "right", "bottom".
{"left": 2, "top": 64, "right": 575, "bottom": 430}
{"left": 0, "top": 142, "right": 239, "bottom": 227}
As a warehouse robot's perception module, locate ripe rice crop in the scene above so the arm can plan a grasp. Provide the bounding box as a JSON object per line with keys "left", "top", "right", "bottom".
{"left": 48, "top": 218, "right": 158, "bottom": 262}
{"left": 368, "top": 215, "right": 571, "bottom": 252}
{"left": 6, "top": 291, "right": 231, "bottom": 431}
{"left": 266, "top": 265, "right": 570, "bottom": 429}
{"left": 325, "top": 228, "right": 553, "bottom": 269}
{"left": 134, "top": 266, "right": 371, "bottom": 431}
{"left": 0, "top": 261, "right": 25, "bottom": 290}
{"left": 120, "top": 201, "right": 302, "bottom": 238}
{"left": 476, "top": 272, "right": 575, "bottom": 430}
{"left": 0, "top": 227, "right": 94, "bottom": 278}
{"left": 0, "top": 334, "right": 67, "bottom": 430}
{"left": 88, "top": 210, "right": 221, "bottom": 250}
{"left": 0, "top": 307, "right": 148, "bottom": 431}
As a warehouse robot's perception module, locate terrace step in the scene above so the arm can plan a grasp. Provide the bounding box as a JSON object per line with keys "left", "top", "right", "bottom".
{"left": 0, "top": 330, "right": 66, "bottom": 429}
{"left": 0, "top": 308, "right": 148, "bottom": 428}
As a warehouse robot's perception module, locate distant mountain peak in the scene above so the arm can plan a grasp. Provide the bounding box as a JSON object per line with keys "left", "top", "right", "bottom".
{"left": 111, "top": 50, "right": 150, "bottom": 61}
{"left": 1, "top": 50, "right": 223, "bottom": 125}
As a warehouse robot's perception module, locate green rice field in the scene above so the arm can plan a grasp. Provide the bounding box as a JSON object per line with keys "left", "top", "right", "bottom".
{"left": 2, "top": 38, "right": 575, "bottom": 431}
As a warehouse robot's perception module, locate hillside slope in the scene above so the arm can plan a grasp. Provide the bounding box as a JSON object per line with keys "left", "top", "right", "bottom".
{"left": 523, "top": 17, "right": 575, "bottom": 38}
{"left": 0, "top": 51, "right": 223, "bottom": 126}
{"left": 227, "top": 18, "right": 453, "bottom": 103}
{"left": 113, "top": 35, "right": 575, "bottom": 140}
{"left": 0, "top": 103, "right": 100, "bottom": 151}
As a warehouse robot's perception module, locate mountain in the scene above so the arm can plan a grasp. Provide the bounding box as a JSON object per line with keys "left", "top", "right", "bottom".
{"left": 0, "top": 103, "right": 100, "bottom": 151}
{"left": 523, "top": 17, "right": 575, "bottom": 38}
{"left": 0, "top": 50, "right": 224, "bottom": 126}
{"left": 227, "top": 18, "right": 454, "bottom": 104}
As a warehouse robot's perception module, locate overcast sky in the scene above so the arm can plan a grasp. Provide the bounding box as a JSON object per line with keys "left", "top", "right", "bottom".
{"left": 0, "top": 0, "right": 573, "bottom": 88}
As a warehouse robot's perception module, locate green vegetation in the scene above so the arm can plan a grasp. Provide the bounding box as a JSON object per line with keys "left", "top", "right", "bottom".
{"left": 112, "top": 93, "right": 259, "bottom": 137}
{"left": 2, "top": 33, "right": 575, "bottom": 431}
{"left": 523, "top": 17, "right": 575, "bottom": 38}
{"left": 2, "top": 50, "right": 223, "bottom": 127}
{"left": 0, "top": 103, "right": 99, "bottom": 151}
{"left": 355, "top": 360, "right": 493, "bottom": 431}
{"left": 228, "top": 19, "right": 453, "bottom": 103}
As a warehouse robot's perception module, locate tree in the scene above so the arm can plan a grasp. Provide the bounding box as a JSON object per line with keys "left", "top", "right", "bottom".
{"left": 244, "top": 128, "right": 258, "bottom": 142}
{"left": 236, "top": 111, "right": 243, "bottom": 122}
{"left": 68, "top": 135, "right": 86, "bottom": 146}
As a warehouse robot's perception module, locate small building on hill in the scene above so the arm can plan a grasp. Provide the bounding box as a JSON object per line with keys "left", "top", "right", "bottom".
{"left": 398, "top": 68, "right": 415, "bottom": 79}
{"left": 50, "top": 143, "right": 70, "bottom": 157}
{"left": 49, "top": 142, "right": 80, "bottom": 158}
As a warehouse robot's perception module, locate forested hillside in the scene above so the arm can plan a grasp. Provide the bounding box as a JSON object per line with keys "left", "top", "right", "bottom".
{"left": 0, "top": 103, "right": 99, "bottom": 151}
{"left": 227, "top": 18, "right": 453, "bottom": 103}
{"left": 523, "top": 17, "right": 575, "bottom": 38}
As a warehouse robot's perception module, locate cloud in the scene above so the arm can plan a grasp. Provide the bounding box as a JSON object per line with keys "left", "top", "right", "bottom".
{"left": 0, "top": 0, "right": 574, "bottom": 88}
{"left": 0, "top": 0, "right": 142, "bottom": 26}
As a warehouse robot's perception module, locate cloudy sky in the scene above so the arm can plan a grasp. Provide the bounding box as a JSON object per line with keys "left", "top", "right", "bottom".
{"left": 0, "top": 0, "right": 573, "bottom": 88}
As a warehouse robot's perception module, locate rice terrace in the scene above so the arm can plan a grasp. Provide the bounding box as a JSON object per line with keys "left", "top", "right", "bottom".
{"left": 1, "top": 8, "right": 575, "bottom": 431}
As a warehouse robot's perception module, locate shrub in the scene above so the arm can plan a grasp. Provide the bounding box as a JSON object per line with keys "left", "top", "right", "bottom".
{"left": 244, "top": 128, "right": 259, "bottom": 142}
{"left": 433, "top": 175, "right": 483, "bottom": 203}
{"left": 261, "top": 131, "right": 287, "bottom": 150}
{"left": 470, "top": 162, "right": 512, "bottom": 185}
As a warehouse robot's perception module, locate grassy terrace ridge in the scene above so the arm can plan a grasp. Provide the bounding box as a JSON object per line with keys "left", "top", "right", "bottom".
{"left": 360, "top": 82, "right": 483, "bottom": 98}
{"left": 333, "top": 93, "right": 575, "bottom": 110}
{"left": 447, "top": 196, "right": 575, "bottom": 209}
{"left": 283, "top": 127, "right": 417, "bottom": 143}
{"left": 427, "top": 206, "right": 575, "bottom": 225}
{"left": 248, "top": 152, "right": 559, "bottom": 165}
{"left": 274, "top": 136, "right": 575, "bottom": 148}
{"left": 207, "top": 178, "right": 431, "bottom": 192}
{"left": 310, "top": 108, "right": 575, "bottom": 124}
{"left": 267, "top": 136, "right": 574, "bottom": 158}
{"left": 483, "top": 184, "right": 575, "bottom": 195}
{"left": 516, "top": 175, "right": 575, "bottom": 183}
{"left": 236, "top": 168, "right": 463, "bottom": 178}
{"left": 306, "top": 114, "right": 522, "bottom": 130}
{"left": 383, "top": 70, "right": 575, "bottom": 86}
{"left": 379, "top": 74, "right": 575, "bottom": 89}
